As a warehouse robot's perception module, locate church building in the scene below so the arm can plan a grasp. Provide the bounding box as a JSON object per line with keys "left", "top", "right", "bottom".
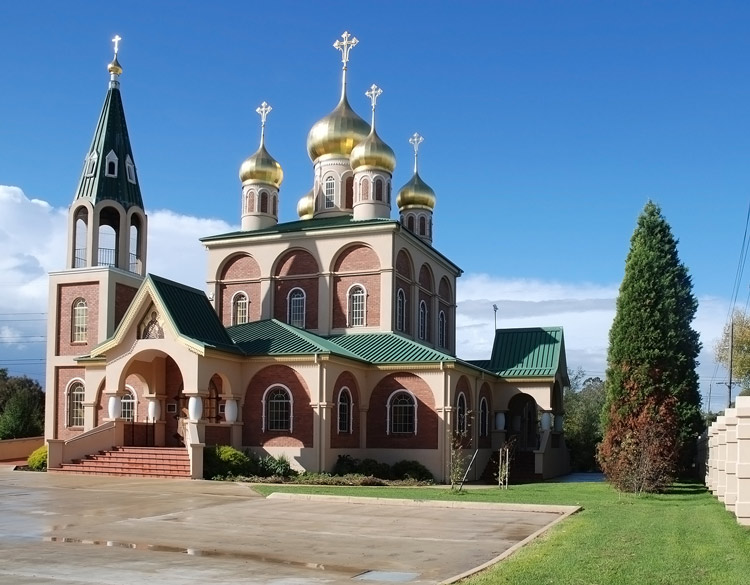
{"left": 44, "top": 34, "right": 570, "bottom": 482}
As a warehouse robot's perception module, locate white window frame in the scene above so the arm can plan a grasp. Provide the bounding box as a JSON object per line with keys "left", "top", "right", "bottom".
{"left": 121, "top": 387, "right": 136, "bottom": 422}
{"left": 479, "top": 397, "right": 489, "bottom": 437}
{"left": 456, "top": 392, "right": 468, "bottom": 435}
{"left": 324, "top": 176, "right": 335, "bottom": 208}
{"left": 347, "top": 283, "right": 366, "bottom": 327}
{"left": 125, "top": 155, "right": 136, "bottom": 184}
{"left": 85, "top": 152, "right": 98, "bottom": 176}
{"left": 66, "top": 379, "right": 85, "bottom": 428}
{"left": 438, "top": 310, "right": 446, "bottom": 347}
{"left": 105, "top": 150, "right": 118, "bottom": 178}
{"left": 261, "top": 384, "right": 293, "bottom": 432}
{"left": 287, "top": 288, "right": 306, "bottom": 328}
{"left": 418, "top": 300, "right": 428, "bottom": 340}
{"left": 232, "top": 291, "right": 249, "bottom": 325}
{"left": 72, "top": 298, "right": 87, "bottom": 343}
{"left": 386, "top": 389, "right": 417, "bottom": 435}
{"left": 396, "top": 288, "right": 406, "bottom": 332}
{"left": 337, "top": 387, "right": 353, "bottom": 434}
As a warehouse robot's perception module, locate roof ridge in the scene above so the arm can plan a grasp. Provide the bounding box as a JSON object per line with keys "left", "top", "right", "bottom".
{"left": 147, "top": 273, "right": 208, "bottom": 296}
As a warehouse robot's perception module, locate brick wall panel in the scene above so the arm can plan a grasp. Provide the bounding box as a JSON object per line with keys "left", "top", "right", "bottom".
{"left": 332, "top": 274, "right": 381, "bottom": 329}
{"left": 330, "top": 371, "right": 360, "bottom": 449}
{"left": 395, "top": 249, "right": 413, "bottom": 279}
{"left": 333, "top": 244, "right": 380, "bottom": 273}
{"left": 114, "top": 284, "right": 138, "bottom": 328}
{"left": 273, "top": 278, "right": 319, "bottom": 329}
{"left": 57, "top": 283, "right": 99, "bottom": 356}
{"left": 55, "top": 367, "right": 86, "bottom": 440}
{"left": 220, "top": 254, "right": 261, "bottom": 280}
{"left": 220, "top": 282, "right": 262, "bottom": 326}
{"left": 418, "top": 264, "right": 434, "bottom": 292}
{"left": 274, "top": 249, "right": 319, "bottom": 276}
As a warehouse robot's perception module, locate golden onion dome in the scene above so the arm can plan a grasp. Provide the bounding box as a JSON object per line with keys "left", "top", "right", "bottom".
{"left": 396, "top": 171, "right": 436, "bottom": 211}
{"left": 239, "top": 143, "right": 284, "bottom": 188}
{"left": 350, "top": 128, "right": 396, "bottom": 173}
{"left": 297, "top": 190, "right": 314, "bottom": 220}
{"left": 307, "top": 94, "right": 370, "bottom": 162}
{"left": 107, "top": 55, "right": 123, "bottom": 76}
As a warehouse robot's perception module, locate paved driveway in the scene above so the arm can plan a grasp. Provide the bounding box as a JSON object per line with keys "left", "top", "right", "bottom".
{"left": 0, "top": 467, "right": 577, "bottom": 584}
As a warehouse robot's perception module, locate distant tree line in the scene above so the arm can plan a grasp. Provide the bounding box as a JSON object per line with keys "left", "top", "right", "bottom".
{"left": 0, "top": 368, "right": 44, "bottom": 440}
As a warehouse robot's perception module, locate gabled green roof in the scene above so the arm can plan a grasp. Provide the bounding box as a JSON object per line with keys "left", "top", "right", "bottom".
{"left": 329, "top": 332, "right": 455, "bottom": 364}
{"left": 73, "top": 80, "right": 143, "bottom": 210}
{"left": 200, "top": 215, "right": 395, "bottom": 242}
{"left": 228, "top": 319, "right": 361, "bottom": 360}
{"left": 484, "top": 327, "right": 566, "bottom": 378}
{"left": 148, "top": 275, "right": 240, "bottom": 353}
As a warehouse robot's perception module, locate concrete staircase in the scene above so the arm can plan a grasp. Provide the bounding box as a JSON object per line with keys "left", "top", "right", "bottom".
{"left": 49, "top": 446, "right": 191, "bottom": 479}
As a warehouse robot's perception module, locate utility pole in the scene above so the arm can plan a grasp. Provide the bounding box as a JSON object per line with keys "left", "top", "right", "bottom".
{"left": 493, "top": 304, "right": 498, "bottom": 330}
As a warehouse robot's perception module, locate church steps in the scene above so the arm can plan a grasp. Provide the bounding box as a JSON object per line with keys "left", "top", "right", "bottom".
{"left": 49, "top": 447, "right": 191, "bottom": 479}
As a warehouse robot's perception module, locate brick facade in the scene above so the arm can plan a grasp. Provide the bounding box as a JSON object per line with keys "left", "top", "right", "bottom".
{"left": 330, "top": 371, "right": 360, "bottom": 448}
{"left": 114, "top": 283, "right": 138, "bottom": 328}
{"left": 242, "top": 364, "right": 313, "bottom": 448}
{"left": 332, "top": 274, "right": 381, "bottom": 328}
{"left": 273, "top": 277, "right": 319, "bottom": 329}
{"left": 366, "top": 372, "right": 438, "bottom": 449}
{"left": 55, "top": 367, "right": 86, "bottom": 440}
{"left": 56, "top": 282, "right": 99, "bottom": 356}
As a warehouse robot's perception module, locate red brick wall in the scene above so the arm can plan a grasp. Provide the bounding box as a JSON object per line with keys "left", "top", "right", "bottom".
{"left": 333, "top": 245, "right": 380, "bottom": 272}
{"left": 395, "top": 277, "right": 411, "bottom": 334}
{"left": 274, "top": 249, "right": 319, "bottom": 276}
{"left": 220, "top": 254, "right": 261, "bottom": 280}
{"left": 205, "top": 425, "right": 231, "bottom": 446}
{"left": 241, "top": 365, "right": 313, "bottom": 448}
{"left": 56, "top": 282, "right": 99, "bottom": 356}
{"left": 331, "top": 274, "right": 381, "bottom": 328}
{"left": 366, "top": 373, "right": 438, "bottom": 449}
{"left": 273, "top": 278, "right": 319, "bottom": 329}
{"left": 418, "top": 264, "right": 434, "bottom": 292}
{"left": 55, "top": 367, "right": 86, "bottom": 440}
{"left": 438, "top": 300, "right": 451, "bottom": 351}
{"left": 220, "top": 282, "right": 262, "bottom": 326}
{"left": 438, "top": 276, "right": 452, "bottom": 302}
{"left": 114, "top": 284, "right": 138, "bottom": 328}
{"left": 418, "top": 290, "right": 431, "bottom": 342}
{"left": 395, "top": 249, "right": 413, "bottom": 279}
{"left": 330, "top": 371, "right": 360, "bottom": 448}
{"left": 478, "top": 382, "right": 492, "bottom": 448}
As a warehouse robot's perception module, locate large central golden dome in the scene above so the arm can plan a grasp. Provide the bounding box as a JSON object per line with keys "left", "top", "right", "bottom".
{"left": 307, "top": 93, "right": 370, "bottom": 162}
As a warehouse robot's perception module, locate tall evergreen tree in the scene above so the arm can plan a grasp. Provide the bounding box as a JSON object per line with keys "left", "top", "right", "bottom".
{"left": 599, "top": 201, "right": 702, "bottom": 491}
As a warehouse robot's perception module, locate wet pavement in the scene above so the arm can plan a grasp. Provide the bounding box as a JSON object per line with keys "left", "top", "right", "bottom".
{"left": 0, "top": 467, "right": 577, "bottom": 584}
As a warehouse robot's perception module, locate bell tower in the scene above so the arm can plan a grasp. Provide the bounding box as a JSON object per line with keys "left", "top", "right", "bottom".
{"left": 45, "top": 37, "right": 147, "bottom": 440}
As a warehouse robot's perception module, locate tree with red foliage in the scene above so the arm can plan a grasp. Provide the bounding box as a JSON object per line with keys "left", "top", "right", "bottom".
{"left": 599, "top": 202, "right": 702, "bottom": 491}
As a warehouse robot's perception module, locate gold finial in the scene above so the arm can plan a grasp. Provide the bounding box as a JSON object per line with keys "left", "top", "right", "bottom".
{"left": 256, "top": 101, "right": 272, "bottom": 145}
{"left": 107, "top": 34, "right": 123, "bottom": 77}
{"left": 409, "top": 132, "right": 424, "bottom": 174}
{"left": 365, "top": 84, "right": 382, "bottom": 128}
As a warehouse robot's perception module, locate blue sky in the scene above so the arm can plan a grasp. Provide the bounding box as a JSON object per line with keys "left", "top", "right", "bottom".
{"left": 1, "top": 1, "right": 748, "bottom": 409}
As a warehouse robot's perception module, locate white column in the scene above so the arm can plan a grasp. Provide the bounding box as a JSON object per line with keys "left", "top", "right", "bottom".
{"left": 147, "top": 398, "right": 161, "bottom": 423}
{"left": 108, "top": 395, "right": 122, "bottom": 419}
{"left": 716, "top": 416, "right": 727, "bottom": 502}
{"left": 224, "top": 399, "right": 238, "bottom": 423}
{"left": 188, "top": 396, "right": 203, "bottom": 422}
{"left": 725, "top": 408, "right": 738, "bottom": 514}
{"left": 735, "top": 396, "right": 750, "bottom": 525}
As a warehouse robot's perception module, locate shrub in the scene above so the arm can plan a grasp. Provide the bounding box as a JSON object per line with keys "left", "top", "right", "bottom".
{"left": 257, "top": 454, "right": 297, "bottom": 478}
{"left": 332, "top": 454, "right": 361, "bottom": 476}
{"left": 359, "top": 458, "right": 392, "bottom": 479}
{"left": 203, "top": 445, "right": 251, "bottom": 479}
{"left": 27, "top": 445, "right": 47, "bottom": 471}
{"left": 391, "top": 459, "right": 433, "bottom": 482}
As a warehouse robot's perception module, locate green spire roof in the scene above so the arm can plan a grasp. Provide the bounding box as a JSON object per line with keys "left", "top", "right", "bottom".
{"left": 73, "top": 77, "right": 143, "bottom": 209}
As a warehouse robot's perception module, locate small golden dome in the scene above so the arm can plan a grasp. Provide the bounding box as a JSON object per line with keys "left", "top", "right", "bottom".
{"left": 307, "top": 94, "right": 370, "bottom": 162}
{"left": 297, "top": 190, "right": 314, "bottom": 220}
{"left": 396, "top": 171, "right": 436, "bottom": 211}
{"left": 350, "top": 128, "right": 396, "bottom": 173}
{"left": 239, "top": 143, "right": 284, "bottom": 188}
{"left": 107, "top": 55, "right": 123, "bottom": 76}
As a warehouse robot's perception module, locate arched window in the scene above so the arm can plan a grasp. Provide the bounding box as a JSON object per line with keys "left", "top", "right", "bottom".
{"left": 246, "top": 189, "right": 256, "bottom": 213}
{"left": 345, "top": 176, "right": 354, "bottom": 208}
{"left": 338, "top": 387, "right": 352, "bottom": 434}
{"left": 419, "top": 215, "right": 426, "bottom": 236}
{"left": 125, "top": 155, "right": 136, "bottom": 184}
{"left": 85, "top": 152, "right": 97, "bottom": 176}
{"left": 105, "top": 150, "right": 118, "bottom": 177}
{"left": 232, "top": 292, "right": 249, "bottom": 325}
{"left": 418, "top": 300, "right": 428, "bottom": 340}
{"left": 361, "top": 177, "right": 370, "bottom": 201}
{"left": 205, "top": 378, "right": 220, "bottom": 423}
{"left": 479, "top": 397, "right": 489, "bottom": 437}
{"left": 396, "top": 288, "right": 406, "bottom": 332}
{"left": 348, "top": 284, "right": 366, "bottom": 327}
{"left": 72, "top": 298, "right": 87, "bottom": 343}
{"left": 260, "top": 191, "right": 269, "bottom": 213}
{"left": 375, "top": 178, "right": 383, "bottom": 201}
{"left": 121, "top": 388, "right": 136, "bottom": 422}
{"left": 325, "top": 177, "right": 335, "bottom": 208}
{"left": 407, "top": 215, "right": 415, "bottom": 232}
{"left": 456, "top": 392, "right": 467, "bottom": 435}
{"left": 67, "top": 382, "right": 85, "bottom": 427}
{"left": 264, "top": 386, "right": 292, "bottom": 431}
{"left": 288, "top": 288, "right": 306, "bottom": 328}
{"left": 387, "top": 181, "right": 391, "bottom": 204}
{"left": 273, "top": 194, "right": 278, "bottom": 216}
{"left": 388, "top": 390, "right": 416, "bottom": 435}
{"left": 438, "top": 310, "right": 447, "bottom": 348}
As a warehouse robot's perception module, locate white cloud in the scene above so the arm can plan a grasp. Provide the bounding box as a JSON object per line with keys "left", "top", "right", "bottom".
{"left": 0, "top": 185, "right": 732, "bottom": 408}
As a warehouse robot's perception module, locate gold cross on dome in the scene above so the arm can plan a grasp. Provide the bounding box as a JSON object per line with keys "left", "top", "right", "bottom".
{"left": 112, "top": 35, "right": 122, "bottom": 54}
{"left": 333, "top": 31, "right": 358, "bottom": 68}
{"left": 365, "top": 84, "right": 382, "bottom": 110}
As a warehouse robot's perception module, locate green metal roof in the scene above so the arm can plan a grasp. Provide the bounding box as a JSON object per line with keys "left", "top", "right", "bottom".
{"left": 328, "top": 332, "right": 455, "bottom": 364}
{"left": 148, "top": 275, "right": 240, "bottom": 353}
{"left": 73, "top": 80, "right": 143, "bottom": 210}
{"left": 228, "top": 319, "right": 361, "bottom": 360}
{"left": 200, "top": 215, "right": 395, "bottom": 242}
{"left": 487, "top": 327, "right": 566, "bottom": 378}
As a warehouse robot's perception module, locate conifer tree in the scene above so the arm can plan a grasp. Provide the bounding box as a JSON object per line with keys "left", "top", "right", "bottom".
{"left": 599, "top": 201, "right": 702, "bottom": 491}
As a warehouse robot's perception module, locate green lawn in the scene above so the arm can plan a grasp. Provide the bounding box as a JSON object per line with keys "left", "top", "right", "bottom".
{"left": 251, "top": 481, "right": 750, "bottom": 584}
